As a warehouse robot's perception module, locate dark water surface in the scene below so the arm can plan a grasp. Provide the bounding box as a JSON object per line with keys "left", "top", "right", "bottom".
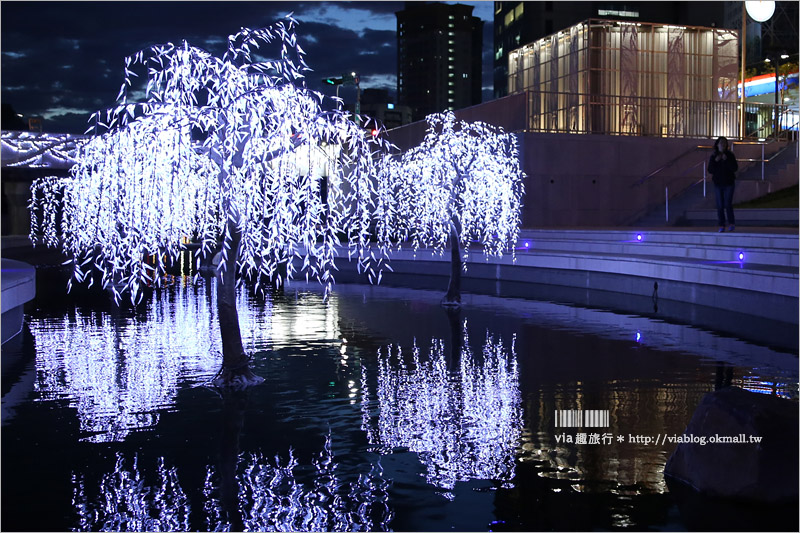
{"left": 2, "top": 269, "right": 798, "bottom": 531}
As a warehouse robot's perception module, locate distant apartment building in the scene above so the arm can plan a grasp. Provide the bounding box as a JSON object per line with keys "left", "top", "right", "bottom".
{"left": 396, "top": 2, "right": 483, "bottom": 122}
{"left": 358, "top": 88, "right": 412, "bottom": 130}
{"left": 494, "top": 1, "right": 726, "bottom": 98}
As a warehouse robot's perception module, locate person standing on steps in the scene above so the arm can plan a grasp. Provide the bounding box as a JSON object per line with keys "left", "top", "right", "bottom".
{"left": 707, "top": 136, "right": 738, "bottom": 232}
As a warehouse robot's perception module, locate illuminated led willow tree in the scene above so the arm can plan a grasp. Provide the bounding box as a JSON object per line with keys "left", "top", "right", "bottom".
{"left": 383, "top": 112, "right": 525, "bottom": 307}
{"left": 29, "top": 17, "right": 393, "bottom": 388}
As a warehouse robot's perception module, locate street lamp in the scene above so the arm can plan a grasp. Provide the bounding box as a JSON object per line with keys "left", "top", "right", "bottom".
{"left": 740, "top": 1, "right": 776, "bottom": 137}
{"left": 321, "top": 72, "right": 360, "bottom": 117}
{"left": 745, "top": 1, "right": 775, "bottom": 22}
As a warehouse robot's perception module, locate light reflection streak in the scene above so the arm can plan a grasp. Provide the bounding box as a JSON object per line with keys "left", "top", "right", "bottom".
{"left": 71, "top": 437, "right": 392, "bottom": 532}
{"left": 361, "top": 326, "right": 522, "bottom": 491}
{"left": 30, "top": 281, "right": 273, "bottom": 442}
{"left": 72, "top": 455, "right": 190, "bottom": 532}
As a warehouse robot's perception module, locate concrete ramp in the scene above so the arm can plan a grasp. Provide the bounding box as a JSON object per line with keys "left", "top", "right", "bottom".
{"left": 1, "top": 259, "right": 36, "bottom": 344}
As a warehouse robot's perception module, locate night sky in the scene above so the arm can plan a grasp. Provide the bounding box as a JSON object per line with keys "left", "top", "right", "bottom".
{"left": 1, "top": 1, "right": 495, "bottom": 134}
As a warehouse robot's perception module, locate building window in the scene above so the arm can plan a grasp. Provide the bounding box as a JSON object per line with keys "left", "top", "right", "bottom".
{"left": 504, "top": 10, "right": 515, "bottom": 27}
{"left": 463, "top": 73, "right": 468, "bottom": 78}
{"left": 515, "top": 2, "right": 524, "bottom": 18}
{"left": 495, "top": 2, "right": 502, "bottom": 15}
{"left": 598, "top": 8, "right": 640, "bottom": 18}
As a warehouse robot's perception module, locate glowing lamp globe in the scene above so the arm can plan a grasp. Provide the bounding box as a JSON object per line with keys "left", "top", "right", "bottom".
{"left": 745, "top": 1, "right": 775, "bottom": 22}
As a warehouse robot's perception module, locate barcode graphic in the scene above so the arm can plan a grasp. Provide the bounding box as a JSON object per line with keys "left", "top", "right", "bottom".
{"left": 555, "top": 409, "right": 609, "bottom": 428}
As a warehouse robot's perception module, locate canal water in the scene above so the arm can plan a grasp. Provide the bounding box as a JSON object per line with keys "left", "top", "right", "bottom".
{"left": 2, "top": 268, "right": 797, "bottom": 531}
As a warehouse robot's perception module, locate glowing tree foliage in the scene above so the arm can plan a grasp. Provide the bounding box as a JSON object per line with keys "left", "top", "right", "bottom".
{"left": 383, "top": 111, "right": 525, "bottom": 306}
{"left": 29, "top": 17, "right": 393, "bottom": 387}
{"left": 0, "top": 131, "right": 83, "bottom": 168}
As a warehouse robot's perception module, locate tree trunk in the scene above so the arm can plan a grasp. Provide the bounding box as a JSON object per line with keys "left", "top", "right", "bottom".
{"left": 442, "top": 219, "right": 462, "bottom": 308}
{"left": 212, "top": 220, "right": 264, "bottom": 388}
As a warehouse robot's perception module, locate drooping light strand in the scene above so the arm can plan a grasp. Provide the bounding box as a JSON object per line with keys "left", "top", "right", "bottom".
{"left": 381, "top": 111, "right": 526, "bottom": 263}
{"left": 30, "top": 17, "right": 396, "bottom": 303}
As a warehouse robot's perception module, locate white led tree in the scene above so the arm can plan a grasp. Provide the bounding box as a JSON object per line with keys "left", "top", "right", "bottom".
{"left": 29, "top": 17, "right": 393, "bottom": 388}
{"left": 383, "top": 112, "right": 525, "bottom": 307}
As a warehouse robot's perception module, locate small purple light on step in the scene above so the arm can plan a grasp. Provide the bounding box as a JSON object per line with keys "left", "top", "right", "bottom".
{"left": 636, "top": 234, "right": 643, "bottom": 242}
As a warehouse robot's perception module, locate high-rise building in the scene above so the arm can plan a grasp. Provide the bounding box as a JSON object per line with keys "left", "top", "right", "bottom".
{"left": 494, "top": 1, "right": 726, "bottom": 98}
{"left": 396, "top": 2, "right": 483, "bottom": 122}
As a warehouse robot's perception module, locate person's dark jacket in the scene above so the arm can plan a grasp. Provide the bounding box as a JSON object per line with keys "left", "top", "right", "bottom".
{"left": 707, "top": 150, "right": 738, "bottom": 186}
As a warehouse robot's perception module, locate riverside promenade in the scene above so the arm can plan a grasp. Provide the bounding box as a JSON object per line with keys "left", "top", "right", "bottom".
{"left": 3, "top": 225, "right": 797, "bottom": 350}
{"left": 374, "top": 227, "right": 797, "bottom": 314}
{"left": 338, "top": 226, "right": 799, "bottom": 352}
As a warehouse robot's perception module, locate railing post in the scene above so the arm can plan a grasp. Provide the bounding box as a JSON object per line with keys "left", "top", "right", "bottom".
{"left": 665, "top": 186, "right": 669, "bottom": 222}
{"left": 761, "top": 143, "right": 765, "bottom": 181}
{"left": 703, "top": 164, "right": 706, "bottom": 197}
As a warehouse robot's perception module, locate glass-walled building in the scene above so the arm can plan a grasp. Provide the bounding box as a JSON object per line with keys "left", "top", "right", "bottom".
{"left": 507, "top": 19, "right": 743, "bottom": 138}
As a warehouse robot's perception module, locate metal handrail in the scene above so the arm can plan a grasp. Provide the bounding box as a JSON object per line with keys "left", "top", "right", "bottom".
{"left": 667, "top": 139, "right": 796, "bottom": 221}
{"left": 516, "top": 89, "right": 790, "bottom": 139}
{"left": 638, "top": 137, "right": 797, "bottom": 222}
{"left": 736, "top": 139, "right": 797, "bottom": 180}
{"left": 745, "top": 107, "right": 797, "bottom": 140}
{"left": 635, "top": 144, "right": 712, "bottom": 186}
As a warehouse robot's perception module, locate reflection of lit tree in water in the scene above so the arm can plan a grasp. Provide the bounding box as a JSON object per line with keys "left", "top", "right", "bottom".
{"left": 30, "top": 281, "right": 272, "bottom": 442}
{"left": 72, "top": 455, "right": 190, "bottom": 531}
{"left": 361, "top": 324, "right": 522, "bottom": 492}
{"left": 71, "top": 437, "right": 392, "bottom": 532}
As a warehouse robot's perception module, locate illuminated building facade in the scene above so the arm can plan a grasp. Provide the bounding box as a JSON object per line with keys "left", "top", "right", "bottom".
{"left": 507, "top": 19, "right": 742, "bottom": 138}
{"left": 493, "top": 1, "right": 725, "bottom": 99}
{"left": 396, "top": 2, "right": 483, "bottom": 122}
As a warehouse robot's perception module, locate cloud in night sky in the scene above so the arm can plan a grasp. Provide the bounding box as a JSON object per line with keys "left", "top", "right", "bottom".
{"left": 1, "top": 1, "right": 495, "bottom": 133}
